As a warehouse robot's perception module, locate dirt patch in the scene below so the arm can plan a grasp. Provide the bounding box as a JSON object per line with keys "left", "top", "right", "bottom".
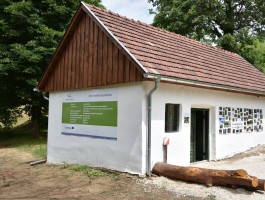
{"left": 0, "top": 148, "right": 205, "bottom": 200}
{"left": 2, "top": 143, "right": 264, "bottom": 200}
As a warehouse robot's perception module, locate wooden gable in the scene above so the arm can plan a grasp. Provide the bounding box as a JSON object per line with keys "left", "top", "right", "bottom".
{"left": 38, "top": 7, "right": 143, "bottom": 92}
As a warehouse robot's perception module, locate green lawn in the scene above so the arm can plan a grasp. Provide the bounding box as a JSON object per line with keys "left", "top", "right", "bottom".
{"left": 0, "top": 126, "right": 47, "bottom": 159}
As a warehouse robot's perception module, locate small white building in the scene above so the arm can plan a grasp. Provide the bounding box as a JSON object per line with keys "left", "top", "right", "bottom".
{"left": 37, "top": 2, "right": 265, "bottom": 175}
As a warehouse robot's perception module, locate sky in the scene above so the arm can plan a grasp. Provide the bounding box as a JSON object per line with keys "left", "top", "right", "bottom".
{"left": 101, "top": 0, "right": 155, "bottom": 24}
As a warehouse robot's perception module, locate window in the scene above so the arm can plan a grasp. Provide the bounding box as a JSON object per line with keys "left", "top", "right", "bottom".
{"left": 165, "top": 104, "right": 180, "bottom": 132}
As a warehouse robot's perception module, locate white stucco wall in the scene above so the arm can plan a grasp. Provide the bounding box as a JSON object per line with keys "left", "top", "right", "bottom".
{"left": 143, "top": 82, "right": 265, "bottom": 168}
{"left": 47, "top": 83, "right": 145, "bottom": 175}
{"left": 47, "top": 80, "right": 265, "bottom": 175}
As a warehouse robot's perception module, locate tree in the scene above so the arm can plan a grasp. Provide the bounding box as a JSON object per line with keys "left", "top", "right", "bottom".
{"left": 246, "top": 39, "right": 265, "bottom": 73}
{"left": 0, "top": 0, "right": 103, "bottom": 135}
{"left": 149, "top": 0, "right": 264, "bottom": 41}
{"left": 148, "top": 0, "right": 265, "bottom": 62}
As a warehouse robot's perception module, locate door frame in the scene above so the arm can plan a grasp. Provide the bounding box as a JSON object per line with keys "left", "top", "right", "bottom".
{"left": 190, "top": 108, "right": 210, "bottom": 162}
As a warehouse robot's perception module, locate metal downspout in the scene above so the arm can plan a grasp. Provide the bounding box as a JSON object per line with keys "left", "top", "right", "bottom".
{"left": 33, "top": 88, "right": 49, "bottom": 101}
{"left": 42, "top": 92, "right": 49, "bottom": 101}
{"left": 146, "top": 76, "right": 161, "bottom": 176}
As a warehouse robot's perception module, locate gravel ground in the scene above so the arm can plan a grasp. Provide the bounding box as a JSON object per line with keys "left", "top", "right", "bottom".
{"left": 139, "top": 145, "right": 265, "bottom": 200}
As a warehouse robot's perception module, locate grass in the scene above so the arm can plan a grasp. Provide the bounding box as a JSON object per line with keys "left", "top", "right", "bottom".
{"left": 62, "top": 163, "right": 120, "bottom": 179}
{"left": 0, "top": 123, "right": 47, "bottom": 159}
{"left": 208, "top": 194, "right": 216, "bottom": 200}
{"left": 69, "top": 164, "right": 89, "bottom": 172}
{"left": 108, "top": 171, "right": 120, "bottom": 180}
{"left": 69, "top": 164, "right": 105, "bottom": 177}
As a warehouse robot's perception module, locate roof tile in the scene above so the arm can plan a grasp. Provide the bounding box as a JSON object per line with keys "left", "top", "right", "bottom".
{"left": 86, "top": 4, "right": 265, "bottom": 93}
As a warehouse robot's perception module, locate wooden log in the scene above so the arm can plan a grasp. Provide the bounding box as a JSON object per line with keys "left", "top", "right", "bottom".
{"left": 240, "top": 179, "right": 265, "bottom": 191}
{"left": 258, "top": 179, "right": 265, "bottom": 191}
{"left": 152, "top": 162, "right": 259, "bottom": 189}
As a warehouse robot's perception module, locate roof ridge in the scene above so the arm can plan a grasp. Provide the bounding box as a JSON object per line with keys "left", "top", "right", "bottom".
{"left": 86, "top": 3, "right": 152, "bottom": 28}
{"left": 85, "top": 3, "right": 240, "bottom": 58}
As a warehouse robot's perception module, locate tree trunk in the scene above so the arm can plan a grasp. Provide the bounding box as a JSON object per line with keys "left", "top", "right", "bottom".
{"left": 32, "top": 105, "right": 41, "bottom": 138}
{"left": 152, "top": 162, "right": 259, "bottom": 190}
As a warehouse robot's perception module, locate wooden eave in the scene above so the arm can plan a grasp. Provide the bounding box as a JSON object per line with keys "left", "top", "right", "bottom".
{"left": 37, "top": 6, "right": 84, "bottom": 90}
{"left": 37, "top": 3, "right": 146, "bottom": 91}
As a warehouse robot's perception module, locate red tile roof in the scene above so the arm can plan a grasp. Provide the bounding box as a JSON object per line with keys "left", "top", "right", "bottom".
{"left": 85, "top": 4, "right": 265, "bottom": 94}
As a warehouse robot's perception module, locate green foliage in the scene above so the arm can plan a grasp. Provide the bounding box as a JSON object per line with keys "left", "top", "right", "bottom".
{"left": 0, "top": 108, "right": 22, "bottom": 128}
{"left": 248, "top": 39, "right": 265, "bottom": 73}
{"left": 218, "top": 28, "right": 265, "bottom": 72}
{"left": 149, "top": 0, "right": 264, "bottom": 42}
{"left": 0, "top": 0, "right": 103, "bottom": 129}
{"left": 149, "top": 0, "right": 265, "bottom": 72}
{"left": 217, "top": 34, "right": 238, "bottom": 53}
